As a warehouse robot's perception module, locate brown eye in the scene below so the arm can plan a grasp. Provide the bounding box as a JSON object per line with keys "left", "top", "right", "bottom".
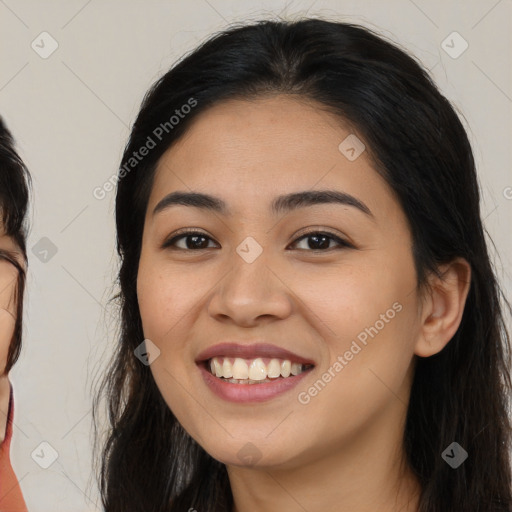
{"left": 162, "top": 230, "right": 218, "bottom": 250}
{"left": 289, "top": 231, "right": 352, "bottom": 251}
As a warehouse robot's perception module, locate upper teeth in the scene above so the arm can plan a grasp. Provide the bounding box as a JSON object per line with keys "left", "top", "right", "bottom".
{"left": 209, "top": 357, "right": 308, "bottom": 380}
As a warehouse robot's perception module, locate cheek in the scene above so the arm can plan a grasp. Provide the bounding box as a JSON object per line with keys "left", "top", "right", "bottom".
{"left": 136, "top": 257, "right": 207, "bottom": 357}
{"left": 0, "top": 310, "right": 15, "bottom": 371}
{"left": 138, "top": 255, "right": 179, "bottom": 328}
{"left": 293, "top": 253, "right": 419, "bottom": 403}
{"left": 137, "top": 265, "right": 170, "bottom": 340}
{"left": 0, "top": 263, "right": 18, "bottom": 372}
{"left": 136, "top": 261, "right": 202, "bottom": 429}
{"left": 296, "top": 256, "right": 416, "bottom": 345}
{"left": 0, "top": 262, "right": 18, "bottom": 311}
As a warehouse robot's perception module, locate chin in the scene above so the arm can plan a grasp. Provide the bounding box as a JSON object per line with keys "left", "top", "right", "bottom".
{"left": 199, "top": 436, "right": 301, "bottom": 470}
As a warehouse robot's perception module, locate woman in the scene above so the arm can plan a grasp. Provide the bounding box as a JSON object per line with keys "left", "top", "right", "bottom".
{"left": 94, "top": 19, "right": 512, "bottom": 511}
{"left": 0, "top": 116, "right": 29, "bottom": 511}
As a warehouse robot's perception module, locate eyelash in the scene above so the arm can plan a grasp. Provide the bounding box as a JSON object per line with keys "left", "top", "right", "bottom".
{"left": 161, "top": 228, "right": 353, "bottom": 252}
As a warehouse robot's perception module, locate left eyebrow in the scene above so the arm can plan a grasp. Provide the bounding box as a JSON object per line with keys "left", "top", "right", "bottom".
{"left": 152, "top": 189, "right": 374, "bottom": 219}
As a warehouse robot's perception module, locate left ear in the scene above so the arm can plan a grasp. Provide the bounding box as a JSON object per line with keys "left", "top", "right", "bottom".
{"left": 414, "top": 257, "right": 471, "bottom": 358}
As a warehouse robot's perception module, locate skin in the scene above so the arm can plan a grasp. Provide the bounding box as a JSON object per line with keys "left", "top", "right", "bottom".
{"left": 0, "top": 230, "right": 22, "bottom": 444}
{"left": 137, "top": 95, "right": 471, "bottom": 512}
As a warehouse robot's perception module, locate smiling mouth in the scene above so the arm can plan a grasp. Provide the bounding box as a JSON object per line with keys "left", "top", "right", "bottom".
{"left": 204, "top": 356, "right": 315, "bottom": 384}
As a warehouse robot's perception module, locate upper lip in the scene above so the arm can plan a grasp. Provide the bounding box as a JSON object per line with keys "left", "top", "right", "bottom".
{"left": 195, "top": 342, "right": 316, "bottom": 366}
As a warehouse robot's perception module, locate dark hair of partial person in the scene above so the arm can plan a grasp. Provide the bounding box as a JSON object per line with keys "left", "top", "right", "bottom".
{"left": 0, "top": 116, "right": 30, "bottom": 375}
{"left": 92, "top": 17, "right": 512, "bottom": 512}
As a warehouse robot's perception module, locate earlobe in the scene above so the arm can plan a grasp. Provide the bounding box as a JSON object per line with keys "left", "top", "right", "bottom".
{"left": 414, "top": 258, "right": 471, "bottom": 358}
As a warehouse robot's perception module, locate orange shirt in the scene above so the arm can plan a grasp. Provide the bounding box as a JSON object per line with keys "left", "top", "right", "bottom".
{"left": 0, "top": 385, "right": 27, "bottom": 511}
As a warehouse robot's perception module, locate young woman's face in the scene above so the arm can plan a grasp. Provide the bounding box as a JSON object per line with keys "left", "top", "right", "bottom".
{"left": 137, "top": 95, "right": 424, "bottom": 469}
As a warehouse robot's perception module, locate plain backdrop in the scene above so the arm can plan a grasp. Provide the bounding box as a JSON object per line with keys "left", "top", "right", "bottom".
{"left": 1, "top": 1, "right": 511, "bottom": 510}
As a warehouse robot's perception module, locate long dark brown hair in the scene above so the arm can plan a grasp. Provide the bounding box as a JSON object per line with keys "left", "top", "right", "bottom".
{"left": 93, "top": 18, "right": 512, "bottom": 511}
{"left": 0, "top": 116, "right": 30, "bottom": 374}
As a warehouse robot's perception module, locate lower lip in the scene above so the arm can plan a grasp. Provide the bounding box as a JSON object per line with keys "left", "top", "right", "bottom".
{"left": 198, "top": 364, "right": 313, "bottom": 403}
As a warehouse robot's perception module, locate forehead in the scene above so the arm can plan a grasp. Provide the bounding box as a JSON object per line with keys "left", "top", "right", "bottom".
{"left": 157, "top": 95, "right": 353, "bottom": 173}
{"left": 148, "top": 95, "right": 396, "bottom": 219}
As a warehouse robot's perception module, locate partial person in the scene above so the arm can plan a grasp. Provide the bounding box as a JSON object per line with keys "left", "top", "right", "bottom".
{"left": 0, "top": 116, "right": 30, "bottom": 512}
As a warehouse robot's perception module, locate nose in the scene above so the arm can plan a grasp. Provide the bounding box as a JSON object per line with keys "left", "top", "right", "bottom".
{"left": 207, "top": 245, "right": 293, "bottom": 328}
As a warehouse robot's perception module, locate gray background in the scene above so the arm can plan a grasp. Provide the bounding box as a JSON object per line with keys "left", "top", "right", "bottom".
{"left": 1, "top": 0, "right": 511, "bottom": 510}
